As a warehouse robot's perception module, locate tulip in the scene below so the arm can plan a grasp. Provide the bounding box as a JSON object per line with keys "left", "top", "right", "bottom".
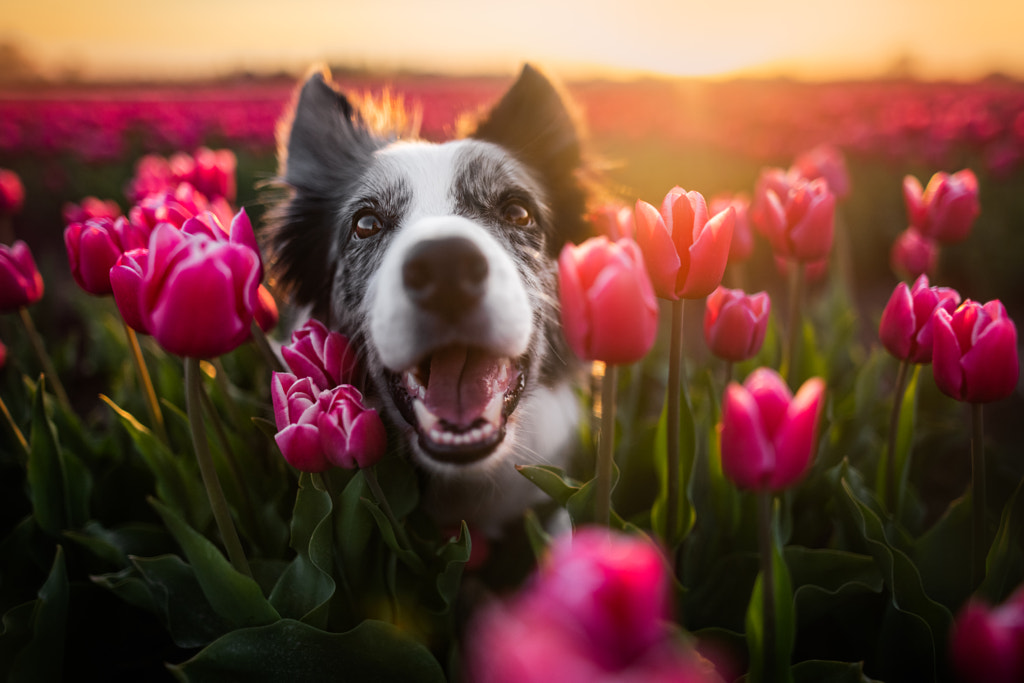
{"left": 0, "top": 240, "right": 44, "bottom": 312}
{"left": 634, "top": 187, "right": 734, "bottom": 300}
{"left": 709, "top": 193, "right": 752, "bottom": 264}
{"left": 791, "top": 144, "right": 850, "bottom": 200}
{"left": 932, "top": 299, "right": 1019, "bottom": 404}
{"left": 0, "top": 337, "right": 6, "bottom": 370}
{"left": 720, "top": 368, "right": 825, "bottom": 492}
{"left": 0, "top": 169, "right": 25, "bottom": 216}
{"left": 110, "top": 248, "right": 151, "bottom": 334}
{"left": 586, "top": 203, "right": 634, "bottom": 241}
{"left": 63, "top": 197, "right": 122, "bottom": 224}
{"left": 271, "top": 372, "right": 387, "bottom": 472}
{"left": 879, "top": 274, "right": 961, "bottom": 365}
{"left": 281, "top": 318, "right": 358, "bottom": 391}
{"left": 140, "top": 223, "right": 260, "bottom": 358}
{"left": 903, "top": 169, "right": 980, "bottom": 244}
{"left": 126, "top": 154, "right": 174, "bottom": 202}
{"left": 64, "top": 216, "right": 148, "bottom": 296}
{"left": 558, "top": 236, "right": 658, "bottom": 365}
{"left": 751, "top": 168, "right": 835, "bottom": 263}
{"left": 704, "top": 287, "right": 770, "bottom": 363}
{"left": 950, "top": 588, "right": 1024, "bottom": 683}
{"left": 190, "top": 147, "right": 237, "bottom": 203}
{"left": 890, "top": 228, "right": 939, "bottom": 280}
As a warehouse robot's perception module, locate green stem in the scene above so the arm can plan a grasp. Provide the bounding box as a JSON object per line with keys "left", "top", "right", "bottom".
{"left": 19, "top": 307, "right": 71, "bottom": 412}
{"left": 783, "top": 261, "right": 805, "bottom": 387}
{"left": 363, "top": 465, "right": 415, "bottom": 554}
{"left": 665, "top": 299, "right": 684, "bottom": 546}
{"left": 757, "top": 490, "right": 777, "bottom": 679}
{"left": 724, "top": 360, "right": 734, "bottom": 388}
{"left": 971, "top": 402, "right": 986, "bottom": 588}
{"left": 885, "top": 359, "right": 911, "bottom": 516}
{"left": 212, "top": 358, "right": 246, "bottom": 432}
{"left": 0, "top": 393, "right": 29, "bottom": 464}
{"left": 185, "top": 357, "right": 251, "bottom": 577}
{"left": 122, "top": 321, "right": 169, "bottom": 447}
{"left": 596, "top": 363, "right": 618, "bottom": 526}
{"left": 251, "top": 320, "right": 286, "bottom": 374}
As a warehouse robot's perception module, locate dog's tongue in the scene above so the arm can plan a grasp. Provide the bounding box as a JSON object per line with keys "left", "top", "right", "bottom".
{"left": 425, "top": 346, "right": 506, "bottom": 426}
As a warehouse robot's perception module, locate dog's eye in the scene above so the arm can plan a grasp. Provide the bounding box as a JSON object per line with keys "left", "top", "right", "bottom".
{"left": 353, "top": 211, "right": 383, "bottom": 239}
{"left": 502, "top": 202, "right": 534, "bottom": 228}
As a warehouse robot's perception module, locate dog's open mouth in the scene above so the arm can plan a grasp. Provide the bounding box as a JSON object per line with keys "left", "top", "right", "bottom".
{"left": 387, "top": 345, "right": 526, "bottom": 465}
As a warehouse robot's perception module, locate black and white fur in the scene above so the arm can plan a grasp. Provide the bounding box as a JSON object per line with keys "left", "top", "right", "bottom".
{"left": 266, "top": 65, "right": 590, "bottom": 537}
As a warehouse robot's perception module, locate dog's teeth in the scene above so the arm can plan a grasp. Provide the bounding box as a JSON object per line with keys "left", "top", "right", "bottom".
{"left": 404, "top": 371, "right": 426, "bottom": 399}
{"left": 414, "top": 399, "right": 439, "bottom": 433}
{"left": 470, "top": 427, "right": 483, "bottom": 442}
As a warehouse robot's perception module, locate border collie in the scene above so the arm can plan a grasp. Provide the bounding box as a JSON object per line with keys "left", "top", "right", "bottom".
{"left": 265, "top": 65, "right": 591, "bottom": 537}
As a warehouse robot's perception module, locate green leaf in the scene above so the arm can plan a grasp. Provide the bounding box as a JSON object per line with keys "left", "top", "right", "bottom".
{"left": 875, "top": 364, "right": 920, "bottom": 519}
{"left": 27, "top": 379, "right": 86, "bottom": 536}
{"left": 980, "top": 477, "right": 1024, "bottom": 602}
{"left": 791, "top": 660, "right": 881, "bottom": 683}
{"left": 6, "top": 546, "right": 68, "bottom": 683}
{"left": 169, "top": 618, "right": 446, "bottom": 683}
{"left": 788, "top": 547, "right": 883, "bottom": 627}
{"left": 515, "top": 464, "right": 582, "bottom": 506}
{"left": 651, "top": 385, "right": 696, "bottom": 547}
{"left": 269, "top": 473, "right": 336, "bottom": 628}
{"left": 434, "top": 521, "right": 471, "bottom": 610}
{"left": 745, "top": 508, "right": 795, "bottom": 683}
{"left": 334, "top": 469, "right": 377, "bottom": 594}
{"left": 523, "top": 508, "right": 552, "bottom": 562}
{"left": 359, "top": 497, "right": 426, "bottom": 574}
{"left": 150, "top": 497, "right": 280, "bottom": 629}
{"left": 912, "top": 494, "right": 972, "bottom": 609}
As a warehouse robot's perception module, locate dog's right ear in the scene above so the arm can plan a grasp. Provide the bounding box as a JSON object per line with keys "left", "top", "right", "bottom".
{"left": 266, "top": 67, "right": 380, "bottom": 308}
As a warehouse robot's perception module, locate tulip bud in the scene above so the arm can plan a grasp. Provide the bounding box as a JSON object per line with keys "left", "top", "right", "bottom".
{"left": 932, "top": 299, "right": 1019, "bottom": 403}
{"left": 0, "top": 240, "right": 44, "bottom": 312}
{"left": 558, "top": 236, "right": 659, "bottom": 365}
{"left": 281, "top": 318, "right": 358, "bottom": 391}
{"left": 879, "top": 274, "right": 960, "bottom": 365}
{"left": 704, "top": 287, "right": 770, "bottom": 362}
{"left": 271, "top": 372, "right": 386, "bottom": 472}
{"left": 635, "top": 187, "right": 734, "bottom": 300}
{"left": 890, "top": 228, "right": 939, "bottom": 280}
{"left": 64, "top": 216, "right": 148, "bottom": 296}
{"left": 710, "top": 193, "right": 753, "bottom": 264}
{"left": 791, "top": 144, "right": 850, "bottom": 200}
{"left": 950, "top": 588, "right": 1024, "bottom": 683}
{"left": 903, "top": 169, "right": 980, "bottom": 244}
{"left": 721, "top": 368, "right": 825, "bottom": 492}
{"left": 751, "top": 168, "right": 835, "bottom": 263}
{"left": 0, "top": 169, "right": 25, "bottom": 217}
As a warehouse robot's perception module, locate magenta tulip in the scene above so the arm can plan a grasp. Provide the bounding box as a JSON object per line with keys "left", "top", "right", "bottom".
{"left": 903, "top": 169, "right": 980, "bottom": 244}
{"left": 190, "top": 147, "right": 237, "bottom": 203}
{"left": 271, "top": 372, "right": 386, "bottom": 472}
{"left": 932, "top": 299, "right": 1019, "bottom": 403}
{"left": 0, "top": 338, "right": 6, "bottom": 370}
{"left": 751, "top": 168, "right": 835, "bottom": 262}
{"left": 64, "top": 216, "right": 148, "bottom": 296}
{"left": 139, "top": 224, "right": 260, "bottom": 358}
{"left": 110, "top": 248, "right": 151, "bottom": 334}
{"left": 704, "top": 287, "right": 770, "bottom": 362}
{"left": 879, "top": 275, "right": 961, "bottom": 365}
{"left": 63, "top": 197, "right": 122, "bottom": 224}
{"left": 890, "top": 228, "right": 939, "bottom": 280}
{"left": 634, "top": 187, "right": 734, "bottom": 300}
{"left": 721, "top": 368, "right": 825, "bottom": 492}
{"left": 950, "top": 588, "right": 1024, "bottom": 683}
{"left": 792, "top": 144, "right": 850, "bottom": 200}
{"left": 281, "top": 318, "right": 358, "bottom": 391}
{"left": 587, "top": 203, "right": 635, "bottom": 241}
{"left": 0, "top": 240, "right": 44, "bottom": 312}
{"left": 710, "top": 193, "right": 753, "bottom": 264}
{"left": 126, "top": 154, "right": 175, "bottom": 202}
{"left": 0, "top": 169, "right": 24, "bottom": 217}
{"left": 559, "top": 236, "right": 658, "bottom": 365}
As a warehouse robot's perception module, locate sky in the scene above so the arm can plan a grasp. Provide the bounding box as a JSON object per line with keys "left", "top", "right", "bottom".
{"left": 3, "top": 0, "right": 1024, "bottom": 81}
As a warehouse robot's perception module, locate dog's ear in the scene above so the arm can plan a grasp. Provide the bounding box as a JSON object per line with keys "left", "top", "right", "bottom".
{"left": 266, "top": 66, "right": 379, "bottom": 308}
{"left": 470, "top": 65, "right": 591, "bottom": 252}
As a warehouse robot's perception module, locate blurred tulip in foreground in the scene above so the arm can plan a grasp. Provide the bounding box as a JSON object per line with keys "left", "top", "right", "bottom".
{"left": 721, "top": 368, "right": 825, "bottom": 492}
{"left": 932, "top": 299, "right": 1019, "bottom": 403}
{"left": 709, "top": 193, "right": 753, "bottom": 264}
{"left": 792, "top": 144, "right": 850, "bottom": 200}
{"left": 0, "top": 241, "right": 44, "bottom": 313}
{"left": 63, "top": 197, "right": 122, "bottom": 224}
{"left": 635, "top": 187, "right": 734, "bottom": 300}
{"left": 703, "top": 287, "right": 770, "bottom": 362}
{"left": 559, "top": 236, "right": 658, "bottom": 365}
{"left": 950, "top": 587, "right": 1024, "bottom": 683}
{"left": 879, "top": 274, "right": 961, "bottom": 365}
{"left": 0, "top": 169, "right": 24, "bottom": 216}
{"left": 903, "top": 169, "right": 980, "bottom": 244}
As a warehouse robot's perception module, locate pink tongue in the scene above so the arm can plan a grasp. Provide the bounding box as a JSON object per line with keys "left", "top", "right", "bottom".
{"left": 424, "top": 346, "right": 505, "bottom": 426}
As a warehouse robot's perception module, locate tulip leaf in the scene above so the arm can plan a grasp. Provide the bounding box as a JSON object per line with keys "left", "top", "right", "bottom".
{"left": 149, "top": 497, "right": 280, "bottom": 629}
{"left": 791, "top": 660, "right": 881, "bottom": 682}
{"left": 744, "top": 513, "right": 795, "bottom": 683}
{"left": 268, "top": 473, "right": 335, "bottom": 629}
{"left": 515, "top": 464, "right": 581, "bottom": 506}
{"left": 523, "top": 508, "right": 552, "bottom": 562}
{"left": 63, "top": 520, "right": 171, "bottom": 568}
{"left": 168, "top": 618, "right": 446, "bottom": 683}
{"left": 434, "top": 520, "right": 471, "bottom": 610}
{"left": 912, "top": 493, "right": 971, "bottom": 609}
{"left": 651, "top": 381, "right": 696, "bottom": 547}
{"left": 359, "top": 497, "right": 427, "bottom": 574}
{"left": 874, "top": 364, "right": 920, "bottom": 520}
{"left": 3, "top": 546, "right": 68, "bottom": 683}
{"left": 334, "top": 469, "right": 378, "bottom": 598}
{"left": 980, "top": 477, "right": 1024, "bottom": 602}
{"left": 565, "top": 469, "right": 632, "bottom": 530}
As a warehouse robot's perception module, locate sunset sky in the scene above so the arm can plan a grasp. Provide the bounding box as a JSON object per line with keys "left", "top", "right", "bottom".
{"left": 3, "top": 0, "right": 1024, "bottom": 81}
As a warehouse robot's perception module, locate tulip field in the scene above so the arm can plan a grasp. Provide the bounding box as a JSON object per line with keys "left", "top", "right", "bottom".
{"left": 1, "top": 73, "right": 1024, "bottom": 682}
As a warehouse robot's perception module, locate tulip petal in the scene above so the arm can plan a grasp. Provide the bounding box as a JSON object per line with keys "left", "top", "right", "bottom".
{"left": 558, "top": 243, "right": 592, "bottom": 360}
{"left": 585, "top": 252, "right": 658, "bottom": 365}
{"left": 788, "top": 186, "right": 835, "bottom": 262}
{"left": 275, "top": 424, "right": 330, "bottom": 472}
{"left": 903, "top": 175, "right": 927, "bottom": 230}
{"left": 879, "top": 282, "right": 915, "bottom": 361}
{"left": 744, "top": 368, "right": 792, "bottom": 439}
{"left": 721, "top": 383, "right": 774, "bottom": 490}
{"left": 931, "top": 308, "right": 966, "bottom": 400}
{"left": 961, "top": 317, "right": 1019, "bottom": 403}
{"left": 706, "top": 294, "right": 758, "bottom": 362}
{"left": 770, "top": 378, "right": 825, "bottom": 490}
{"left": 678, "top": 205, "right": 733, "bottom": 299}
{"left": 634, "top": 200, "right": 681, "bottom": 300}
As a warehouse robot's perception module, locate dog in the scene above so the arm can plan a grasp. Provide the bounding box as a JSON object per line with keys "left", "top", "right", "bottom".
{"left": 265, "top": 64, "right": 592, "bottom": 539}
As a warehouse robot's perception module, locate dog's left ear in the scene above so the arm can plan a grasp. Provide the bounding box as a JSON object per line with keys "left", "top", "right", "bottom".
{"left": 471, "top": 65, "right": 590, "bottom": 251}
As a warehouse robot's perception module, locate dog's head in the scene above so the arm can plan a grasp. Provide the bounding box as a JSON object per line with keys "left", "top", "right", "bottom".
{"left": 266, "top": 65, "right": 589, "bottom": 479}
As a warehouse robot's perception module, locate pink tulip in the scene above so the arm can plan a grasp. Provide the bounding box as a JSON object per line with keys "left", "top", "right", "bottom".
{"left": 0, "top": 338, "right": 6, "bottom": 370}
{"left": 709, "top": 193, "right": 753, "bottom": 264}
{"left": 139, "top": 224, "right": 260, "bottom": 358}
{"left": 634, "top": 187, "right": 734, "bottom": 300}
{"left": 126, "top": 154, "right": 175, "bottom": 202}
{"left": 879, "top": 275, "right": 961, "bottom": 365}
{"left": 704, "top": 287, "right": 770, "bottom": 362}
{"left": 559, "top": 236, "right": 659, "bottom": 365}
{"left": 190, "top": 147, "right": 237, "bottom": 203}
{"left": 792, "top": 144, "right": 850, "bottom": 200}
{"left": 890, "top": 228, "right": 939, "bottom": 280}
{"left": 0, "top": 240, "right": 44, "bottom": 312}
{"left": 950, "top": 588, "right": 1024, "bottom": 683}
{"left": 932, "top": 299, "right": 1019, "bottom": 403}
{"left": 903, "top": 169, "right": 980, "bottom": 244}
{"left": 465, "top": 528, "right": 716, "bottom": 683}
{"left": 64, "top": 216, "right": 148, "bottom": 296}
{"left": 271, "top": 372, "right": 386, "bottom": 472}
{"left": 63, "top": 197, "right": 122, "bottom": 224}
{"left": 587, "top": 203, "right": 635, "bottom": 241}
{"left": 281, "top": 319, "right": 358, "bottom": 391}
{"left": 751, "top": 168, "right": 835, "bottom": 262}
{"left": 0, "top": 169, "right": 25, "bottom": 216}
{"left": 110, "top": 248, "right": 151, "bottom": 334}
{"left": 721, "top": 368, "right": 825, "bottom": 492}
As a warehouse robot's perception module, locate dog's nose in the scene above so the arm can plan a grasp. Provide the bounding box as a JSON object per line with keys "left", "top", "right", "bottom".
{"left": 403, "top": 236, "right": 489, "bottom": 321}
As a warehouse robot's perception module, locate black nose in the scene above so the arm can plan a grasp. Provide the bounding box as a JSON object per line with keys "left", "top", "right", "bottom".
{"left": 402, "top": 236, "right": 489, "bottom": 321}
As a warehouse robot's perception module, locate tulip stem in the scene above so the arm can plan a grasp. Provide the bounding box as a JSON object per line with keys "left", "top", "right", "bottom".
{"left": 122, "top": 320, "right": 169, "bottom": 447}
{"left": 19, "top": 307, "right": 71, "bottom": 413}
{"left": 596, "top": 363, "right": 618, "bottom": 526}
{"left": 363, "top": 464, "right": 415, "bottom": 554}
{"left": 724, "top": 360, "right": 734, "bottom": 388}
{"left": 665, "top": 299, "right": 685, "bottom": 548}
{"left": 251, "top": 320, "right": 286, "bottom": 374}
{"left": 971, "top": 402, "right": 986, "bottom": 588}
{"left": 757, "top": 490, "right": 777, "bottom": 679}
{"left": 185, "top": 357, "right": 251, "bottom": 578}
{"left": 783, "top": 261, "right": 805, "bottom": 387}
{"left": 0, "top": 393, "right": 29, "bottom": 465}
{"left": 885, "top": 359, "right": 911, "bottom": 516}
